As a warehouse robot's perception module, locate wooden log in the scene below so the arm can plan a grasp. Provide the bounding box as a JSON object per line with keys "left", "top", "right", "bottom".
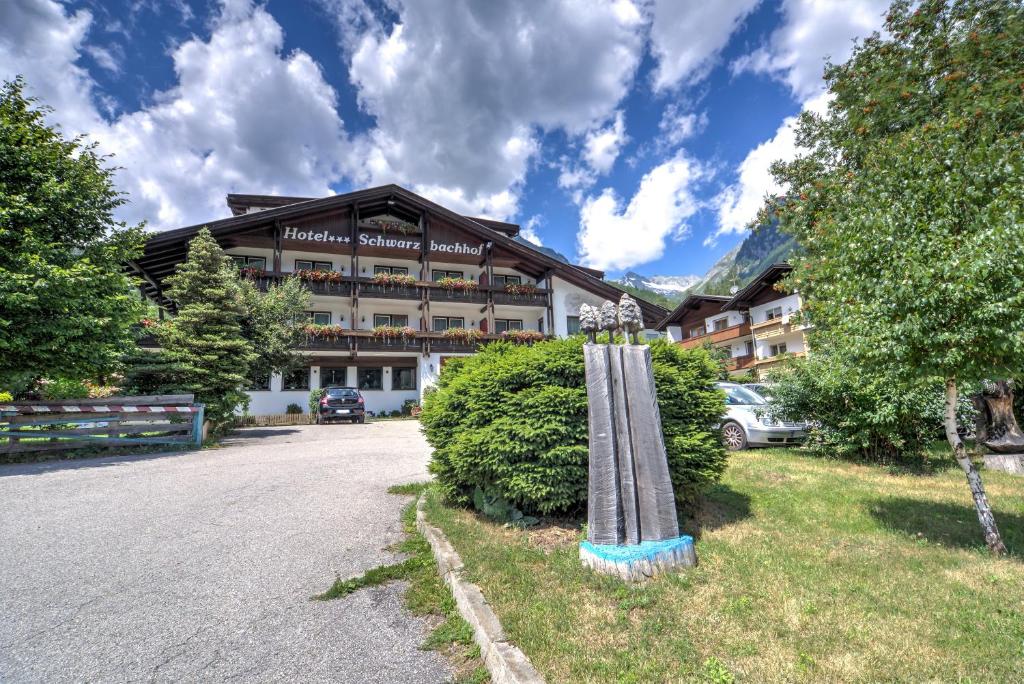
{"left": 584, "top": 343, "right": 623, "bottom": 546}
{"left": 609, "top": 346, "right": 641, "bottom": 545}
{"left": 621, "top": 345, "right": 680, "bottom": 542}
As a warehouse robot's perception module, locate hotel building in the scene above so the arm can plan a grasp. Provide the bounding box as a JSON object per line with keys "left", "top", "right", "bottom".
{"left": 657, "top": 264, "right": 809, "bottom": 377}
{"left": 130, "top": 185, "right": 668, "bottom": 415}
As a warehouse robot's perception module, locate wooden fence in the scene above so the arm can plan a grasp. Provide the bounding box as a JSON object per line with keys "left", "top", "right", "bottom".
{"left": 0, "top": 394, "right": 204, "bottom": 456}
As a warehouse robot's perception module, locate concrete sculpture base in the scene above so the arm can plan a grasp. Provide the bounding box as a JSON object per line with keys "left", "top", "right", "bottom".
{"left": 579, "top": 536, "right": 697, "bottom": 583}
{"left": 983, "top": 453, "right": 1024, "bottom": 476}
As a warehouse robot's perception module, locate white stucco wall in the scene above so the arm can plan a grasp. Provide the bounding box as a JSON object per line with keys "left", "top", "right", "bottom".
{"left": 750, "top": 293, "right": 802, "bottom": 324}
{"left": 704, "top": 309, "right": 745, "bottom": 331}
{"left": 666, "top": 325, "right": 683, "bottom": 343}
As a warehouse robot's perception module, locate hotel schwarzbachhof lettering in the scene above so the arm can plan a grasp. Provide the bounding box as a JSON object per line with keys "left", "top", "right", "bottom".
{"left": 282, "top": 225, "right": 482, "bottom": 255}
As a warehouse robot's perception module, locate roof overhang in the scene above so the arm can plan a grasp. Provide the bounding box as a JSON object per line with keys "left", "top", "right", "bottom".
{"left": 721, "top": 263, "right": 793, "bottom": 310}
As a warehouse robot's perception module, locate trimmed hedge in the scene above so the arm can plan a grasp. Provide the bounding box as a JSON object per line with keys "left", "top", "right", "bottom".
{"left": 420, "top": 337, "right": 727, "bottom": 516}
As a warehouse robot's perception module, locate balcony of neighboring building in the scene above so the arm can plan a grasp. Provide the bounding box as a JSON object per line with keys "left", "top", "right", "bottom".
{"left": 724, "top": 354, "right": 756, "bottom": 373}
{"left": 678, "top": 322, "right": 751, "bottom": 350}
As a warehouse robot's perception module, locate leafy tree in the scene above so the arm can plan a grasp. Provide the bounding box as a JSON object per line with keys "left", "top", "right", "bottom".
{"left": 0, "top": 77, "right": 143, "bottom": 395}
{"left": 158, "top": 228, "right": 255, "bottom": 429}
{"left": 238, "top": 274, "right": 309, "bottom": 382}
{"left": 761, "top": 0, "right": 1024, "bottom": 553}
{"left": 421, "top": 337, "right": 726, "bottom": 516}
{"left": 766, "top": 354, "right": 976, "bottom": 463}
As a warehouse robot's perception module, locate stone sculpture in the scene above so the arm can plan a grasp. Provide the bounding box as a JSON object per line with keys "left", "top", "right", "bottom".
{"left": 974, "top": 380, "right": 1024, "bottom": 475}
{"left": 579, "top": 295, "right": 697, "bottom": 581}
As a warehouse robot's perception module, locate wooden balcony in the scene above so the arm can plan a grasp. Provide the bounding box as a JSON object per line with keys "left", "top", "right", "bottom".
{"left": 724, "top": 354, "right": 756, "bottom": 372}
{"left": 297, "top": 329, "right": 548, "bottom": 355}
{"left": 753, "top": 351, "right": 807, "bottom": 369}
{"left": 241, "top": 271, "right": 549, "bottom": 307}
{"left": 679, "top": 322, "right": 751, "bottom": 350}
{"left": 491, "top": 290, "right": 549, "bottom": 307}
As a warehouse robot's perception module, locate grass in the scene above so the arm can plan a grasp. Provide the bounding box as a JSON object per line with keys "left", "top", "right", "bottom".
{"left": 314, "top": 482, "right": 489, "bottom": 683}
{"left": 423, "top": 449, "right": 1024, "bottom": 683}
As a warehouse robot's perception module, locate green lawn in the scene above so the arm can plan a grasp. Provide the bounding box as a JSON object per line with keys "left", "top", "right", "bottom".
{"left": 424, "top": 449, "right": 1024, "bottom": 682}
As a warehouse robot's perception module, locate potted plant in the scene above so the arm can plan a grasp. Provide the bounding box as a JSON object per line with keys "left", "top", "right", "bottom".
{"left": 442, "top": 327, "right": 483, "bottom": 344}
{"left": 371, "top": 272, "right": 417, "bottom": 288}
{"left": 436, "top": 277, "right": 479, "bottom": 292}
{"left": 500, "top": 329, "right": 545, "bottom": 344}
{"left": 372, "top": 325, "right": 417, "bottom": 342}
{"left": 503, "top": 282, "right": 539, "bottom": 296}
{"left": 293, "top": 269, "right": 344, "bottom": 283}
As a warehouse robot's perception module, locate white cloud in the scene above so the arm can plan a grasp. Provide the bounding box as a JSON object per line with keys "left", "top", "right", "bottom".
{"left": 713, "top": 0, "right": 887, "bottom": 241}
{"left": 0, "top": 0, "right": 349, "bottom": 229}
{"left": 576, "top": 153, "right": 704, "bottom": 271}
{"left": 711, "top": 91, "right": 829, "bottom": 242}
{"left": 336, "top": 0, "right": 647, "bottom": 219}
{"left": 583, "top": 111, "right": 627, "bottom": 174}
{"left": 520, "top": 215, "right": 544, "bottom": 246}
{"left": 658, "top": 104, "right": 708, "bottom": 146}
{"left": 648, "top": 0, "right": 761, "bottom": 92}
{"left": 731, "top": 0, "right": 888, "bottom": 102}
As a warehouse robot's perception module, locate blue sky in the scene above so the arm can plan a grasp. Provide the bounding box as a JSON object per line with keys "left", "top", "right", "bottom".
{"left": 1, "top": 0, "right": 888, "bottom": 279}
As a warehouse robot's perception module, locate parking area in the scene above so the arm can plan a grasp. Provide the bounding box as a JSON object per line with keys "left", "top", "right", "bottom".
{"left": 0, "top": 421, "right": 450, "bottom": 683}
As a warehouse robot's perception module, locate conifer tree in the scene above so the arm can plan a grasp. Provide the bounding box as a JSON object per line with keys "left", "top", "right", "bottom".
{"left": 159, "top": 228, "right": 255, "bottom": 428}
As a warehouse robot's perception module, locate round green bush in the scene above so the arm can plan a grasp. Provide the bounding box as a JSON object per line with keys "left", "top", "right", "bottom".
{"left": 420, "top": 337, "right": 727, "bottom": 516}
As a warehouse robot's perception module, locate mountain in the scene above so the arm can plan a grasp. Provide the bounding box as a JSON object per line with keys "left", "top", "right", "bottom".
{"left": 617, "top": 272, "right": 701, "bottom": 298}
{"left": 689, "top": 221, "right": 798, "bottom": 296}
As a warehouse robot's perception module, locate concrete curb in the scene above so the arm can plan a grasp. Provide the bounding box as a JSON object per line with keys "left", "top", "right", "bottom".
{"left": 416, "top": 494, "right": 545, "bottom": 684}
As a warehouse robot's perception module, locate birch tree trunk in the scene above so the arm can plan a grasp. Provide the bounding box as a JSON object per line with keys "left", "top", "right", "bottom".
{"left": 945, "top": 378, "right": 1007, "bottom": 556}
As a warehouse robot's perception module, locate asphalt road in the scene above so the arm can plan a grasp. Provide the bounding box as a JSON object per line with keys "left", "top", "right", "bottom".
{"left": 0, "top": 421, "right": 451, "bottom": 683}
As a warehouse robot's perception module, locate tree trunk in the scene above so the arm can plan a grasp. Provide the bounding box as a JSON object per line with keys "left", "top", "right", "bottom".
{"left": 945, "top": 378, "right": 1006, "bottom": 556}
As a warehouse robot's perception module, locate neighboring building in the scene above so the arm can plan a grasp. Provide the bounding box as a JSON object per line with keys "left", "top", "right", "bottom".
{"left": 129, "top": 184, "right": 667, "bottom": 415}
{"left": 656, "top": 263, "right": 808, "bottom": 377}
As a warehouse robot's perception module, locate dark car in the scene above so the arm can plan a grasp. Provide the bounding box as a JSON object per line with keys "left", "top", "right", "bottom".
{"left": 316, "top": 387, "right": 366, "bottom": 424}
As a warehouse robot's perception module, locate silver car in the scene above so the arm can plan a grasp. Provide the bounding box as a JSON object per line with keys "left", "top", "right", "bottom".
{"left": 716, "top": 382, "right": 807, "bottom": 451}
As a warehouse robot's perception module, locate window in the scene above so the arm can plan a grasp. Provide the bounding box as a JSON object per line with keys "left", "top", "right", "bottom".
{"left": 537, "top": 317, "right": 545, "bottom": 334}
{"left": 712, "top": 317, "right": 729, "bottom": 332}
{"left": 295, "top": 259, "right": 332, "bottom": 271}
{"left": 745, "top": 341, "right": 755, "bottom": 357}
{"left": 392, "top": 367, "right": 416, "bottom": 391}
{"left": 432, "top": 269, "right": 464, "bottom": 281}
{"left": 689, "top": 326, "right": 706, "bottom": 339}
{"left": 492, "top": 274, "right": 522, "bottom": 287}
{"left": 566, "top": 316, "right": 580, "bottom": 335}
{"left": 247, "top": 371, "right": 271, "bottom": 391}
{"left": 765, "top": 306, "right": 784, "bottom": 321}
{"left": 494, "top": 319, "right": 523, "bottom": 333}
{"left": 306, "top": 311, "right": 331, "bottom": 325}
{"left": 723, "top": 385, "right": 766, "bottom": 406}
{"left": 231, "top": 255, "right": 267, "bottom": 270}
{"left": 769, "top": 342, "right": 788, "bottom": 357}
{"left": 283, "top": 367, "right": 310, "bottom": 391}
{"left": 357, "top": 367, "right": 383, "bottom": 390}
{"left": 433, "top": 316, "right": 465, "bottom": 331}
{"left": 374, "top": 265, "right": 409, "bottom": 275}
{"left": 373, "top": 313, "right": 409, "bottom": 327}
{"left": 320, "top": 368, "right": 348, "bottom": 388}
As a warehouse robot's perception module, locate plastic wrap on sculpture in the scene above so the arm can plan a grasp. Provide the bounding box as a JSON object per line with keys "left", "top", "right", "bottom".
{"left": 579, "top": 295, "right": 697, "bottom": 581}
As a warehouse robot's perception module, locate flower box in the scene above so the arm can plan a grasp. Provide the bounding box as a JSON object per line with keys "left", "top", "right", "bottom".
{"left": 500, "top": 329, "right": 545, "bottom": 344}
{"left": 371, "top": 272, "right": 417, "bottom": 287}
{"left": 441, "top": 327, "right": 483, "bottom": 343}
{"left": 294, "top": 269, "right": 344, "bottom": 283}
{"left": 372, "top": 325, "right": 418, "bottom": 340}
{"left": 435, "top": 277, "right": 478, "bottom": 291}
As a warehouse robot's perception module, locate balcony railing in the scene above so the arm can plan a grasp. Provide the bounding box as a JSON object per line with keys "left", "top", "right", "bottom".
{"left": 679, "top": 322, "right": 752, "bottom": 350}
{"left": 239, "top": 270, "right": 550, "bottom": 306}
{"left": 724, "top": 354, "right": 755, "bottom": 372}
{"left": 491, "top": 290, "right": 548, "bottom": 307}
{"left": 297, "top": 329, "right": 548, "bottom": 355}
{"left": 754, "top": 350, "right": 807, "bottom": 367}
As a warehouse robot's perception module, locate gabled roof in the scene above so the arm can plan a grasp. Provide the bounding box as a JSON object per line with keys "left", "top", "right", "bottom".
{"left": 721, "top": 263, "right": 793, "bottom": 309}
{"left": 655, "top": 293, "right": 731, "bottom": 330}
{"left": 131, "top": 183, "right": 668, "bottom": 325}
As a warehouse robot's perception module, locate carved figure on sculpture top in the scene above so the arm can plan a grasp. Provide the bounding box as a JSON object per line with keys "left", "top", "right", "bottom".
{"left": 599, "top": 301, "right": 619, "bottom": 334}
{"left": 579, "top": 303, "right": 600, "bottom": 343}
{"left": 618, "top": 294, "right": 643, "bottom": 344}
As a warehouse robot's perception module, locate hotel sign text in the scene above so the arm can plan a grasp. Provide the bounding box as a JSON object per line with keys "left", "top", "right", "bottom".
{"left": 283, "top": 225, "right": 483, "bottom": 255}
